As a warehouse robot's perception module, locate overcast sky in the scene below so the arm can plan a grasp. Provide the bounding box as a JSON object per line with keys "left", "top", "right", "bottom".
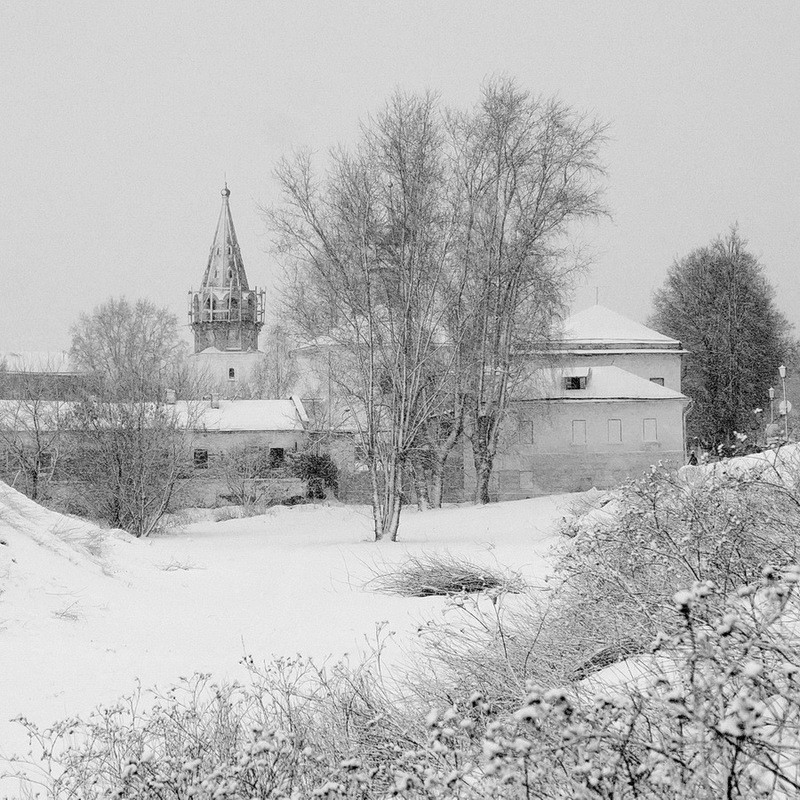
{"left": 1, "top": 2, "right": 798, "bottom": 352}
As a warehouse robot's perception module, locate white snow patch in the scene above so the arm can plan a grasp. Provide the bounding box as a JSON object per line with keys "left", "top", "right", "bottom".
{"left": 0, "top": 485, "right": 576, "bottom": 775}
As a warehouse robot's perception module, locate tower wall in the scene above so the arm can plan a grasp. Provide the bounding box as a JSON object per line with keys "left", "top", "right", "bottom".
{"left": 189, "top": 349, "right": 268, "bottom": 398}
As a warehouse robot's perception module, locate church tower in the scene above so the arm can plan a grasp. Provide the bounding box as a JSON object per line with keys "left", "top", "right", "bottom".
{"left": 188, "top": 185, "right": 266, "bottom": 394}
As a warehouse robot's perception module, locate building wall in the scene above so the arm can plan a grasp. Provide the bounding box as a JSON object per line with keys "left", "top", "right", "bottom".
{"left": 189, "top": 350, "right": 268, "bottom": 398}
{"left": 562, "top": 352, "right": 683, "bottom": 392}
{"left": 464, "top": 398, "right": 687, "bottom": 501}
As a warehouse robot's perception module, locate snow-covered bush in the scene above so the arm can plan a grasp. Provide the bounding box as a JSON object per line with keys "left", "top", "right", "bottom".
{"left": 555, "top": 464, "right": 800, "bottom": 667}
{"left": 12, "top": 571, "right": 800, "bottom": 798}
{"left": 415, "top": 463, "right": 800, "bottom": 713}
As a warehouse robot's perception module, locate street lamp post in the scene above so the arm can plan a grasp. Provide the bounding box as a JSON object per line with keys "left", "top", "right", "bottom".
{"left": 769, "top": 386, "right": 775, "bottom": 425}
{"left": 779, "top": 365, "right": 788, "bottom": 440}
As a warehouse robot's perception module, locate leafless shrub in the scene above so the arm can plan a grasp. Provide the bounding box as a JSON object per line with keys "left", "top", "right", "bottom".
{"left": 367, "top": 552, "right": 526, "bottom": 597}
{"left": 414, "top": 462, "right": 800, "bottom": 714}
{"left": 12, "top": 572, "right": 800, "bottom": 799}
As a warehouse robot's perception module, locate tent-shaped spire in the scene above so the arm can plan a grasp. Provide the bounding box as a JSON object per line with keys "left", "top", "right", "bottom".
{"left": 200, "top": 184, "right": 250, "bottom": 290}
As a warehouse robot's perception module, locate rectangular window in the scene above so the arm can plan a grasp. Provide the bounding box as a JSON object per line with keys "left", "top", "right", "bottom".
{"left": 37, "top": 450, "right": 54, "bottom": 471}
{"left": 564, "top": 376, "right": 587, "bottom": 390}
{"left": 649, "top": 377, "right": 665, "bottom": 386}
{"left": 607, "top": 419, "right": 622, "bottom": 444}
{"left": 193, "top": 449, "right": 209, "bottom": 469}
{"left": 643, "top": 418, "right": 658, "bottom": 442}
{"left": 269, "top": 447, "right": 286, "bottom": 468}
{"left": 519, "top": 419, "right": 534, "bottom": 445}
{"left": 571, "top": 419, "right": 587, "bottom": 445}
{"left": 498, "top": 470, "right": 520, "bottom": 490}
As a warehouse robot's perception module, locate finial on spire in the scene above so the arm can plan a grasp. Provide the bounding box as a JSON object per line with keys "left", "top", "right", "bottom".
{"left": 221, "top": 181, "right": 230, "bottom": 198}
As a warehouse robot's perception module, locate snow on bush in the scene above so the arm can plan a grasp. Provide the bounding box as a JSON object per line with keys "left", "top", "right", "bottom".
{"left": 412, "top": 459, "right": 800, "bottom": 716}
{"left": 9, "top": 571, "right": 800, "bottom": 798}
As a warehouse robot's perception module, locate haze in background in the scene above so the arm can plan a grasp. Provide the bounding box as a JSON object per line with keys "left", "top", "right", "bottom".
{"left": 1, "top": 1, "right": 797, "bottom": 351}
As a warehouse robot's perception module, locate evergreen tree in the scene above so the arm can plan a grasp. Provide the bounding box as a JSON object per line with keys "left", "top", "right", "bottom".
{"left": 650, "top": 228, "right": 796, "bottom": 447}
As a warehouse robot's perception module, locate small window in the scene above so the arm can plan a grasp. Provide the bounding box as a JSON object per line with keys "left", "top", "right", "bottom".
{"left": 519, "top": 419, "right": 534, "bottom": 445}
{"left": 572, "top": 420, "right": 587, "bottom": 445}
{"left": 194, "top": 449, "right": 209, "bottom": 469}
{"left": 608, "top": 419, "right": 622, "bottom": 444}
{"left": 228, "top": 367, "right": 235, "bottom": 380}
{"left": 643, "top": 418, "right": 658, "bottom": 442}
{"left": 565, "top": 376, "right": 587, "bottom": 390}
{"left": 649, "top": 377, "right": 665, "bottom": 386}
{"left": 37, "top": 451, "right": 54, "bottom": 471}
{"left": 498, "top": 470, "right": 520, "bottom": 490}
{"left": 269, "top": 447, "right": 285, "bottom": 468}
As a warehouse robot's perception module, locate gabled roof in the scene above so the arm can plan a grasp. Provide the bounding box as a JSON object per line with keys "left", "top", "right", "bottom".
{"left": 200, "top": 185, "right": 250, "bottom": 291}
{"left": 559, "top": 305, "right": 681, "bottom": 349}
{"left": 0, "top": 398, "right": 308, "bottom": 433}
{"left": 516, "top": 365, "right": 688, "bottom": 402}
{"left": 183, "top": 398, "right": 307, "bottom": 432}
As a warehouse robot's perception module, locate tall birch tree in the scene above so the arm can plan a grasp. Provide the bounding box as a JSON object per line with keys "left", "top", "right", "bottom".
{"left": 274, "top": 92, "right": 462, "bottom": 540}
{"left": 452, "top": 79, "right": 607, "bottom": 503}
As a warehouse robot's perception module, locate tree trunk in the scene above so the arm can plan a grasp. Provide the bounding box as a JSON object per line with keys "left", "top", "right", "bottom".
{"left": 409, "top": 455, "right": 433, "bottom": 511}
{"left": 471, "top": 413, "right": 495, "bottom": 504}
{"left": 369, "top": 453, "right": 405, "bottom": 541}
{"left": 429, "top": 458, "right": 444, "bottom": 509}
{"left": 474, "top": 453, "right": 493, "bottom": 504}
{"left": 376, "top": 455, "right": 404, "bottom": 541}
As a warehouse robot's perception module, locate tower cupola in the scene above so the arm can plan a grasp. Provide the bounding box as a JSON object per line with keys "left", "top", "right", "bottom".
{"left": 188, "top": 185, "right": 265, "bottom": 353}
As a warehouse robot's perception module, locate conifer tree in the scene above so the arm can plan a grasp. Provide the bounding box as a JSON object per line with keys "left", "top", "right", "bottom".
{"left": 650, "top": 228, "right": 796, "bottom": 447}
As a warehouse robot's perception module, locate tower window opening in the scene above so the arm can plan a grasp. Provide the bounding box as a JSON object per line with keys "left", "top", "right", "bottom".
{"left": 228, "top": 367, "right": 235, "bottom": 380}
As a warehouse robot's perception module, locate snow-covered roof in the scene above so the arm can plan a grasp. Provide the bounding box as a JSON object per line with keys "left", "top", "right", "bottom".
{"left": 0, "top": 398, "right": 308, "bottom": 433}
{"left": 182, "top": 398, "right": 307, "bottom": 432}
{"left": 558, "top": 305, "right": 682, "bottom": 350}
{"left": 0, "top": 351, "right": 79, "bottom": 374}
{"left": 516, "top": 365, "right": 688, "bottom": 402}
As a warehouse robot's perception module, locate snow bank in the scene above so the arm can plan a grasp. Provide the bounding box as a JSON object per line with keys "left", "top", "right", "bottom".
{"left": 0, "top": 490, "right": 577, "bottom": 776}
{"left": 678, "top": 443, "right": 800, "bottom": 487}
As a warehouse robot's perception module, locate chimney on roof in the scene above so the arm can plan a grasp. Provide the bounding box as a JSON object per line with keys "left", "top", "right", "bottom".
{"left": 211, "top": 392, "right": 220, "bottom": 409}
{"left": 165, "top": 389, "right": 176, "bottom": 404}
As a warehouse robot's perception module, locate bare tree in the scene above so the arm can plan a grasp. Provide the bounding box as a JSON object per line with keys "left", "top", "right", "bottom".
{"left": 69, "top": 398, "right": 193, "bottom": 536}
{"left": 68, "top": 297, "right": 198, "bottom": 536}
{"left": 0, "top": 363, "right": 70, "bottom": 501}
{"left": 450, "top": 79, "right": 607, "bottom": 503}
{"left": 244, "top": 324, "right": 299, "bottom": 399}
{"left": 274, "top": 92, "right": 463, "bottom": 540}
{"left": 216, "top": 444, "right": 291, "bottom": 508}
{"left": 71, "top": 296, "right": 187, "bottom": 398}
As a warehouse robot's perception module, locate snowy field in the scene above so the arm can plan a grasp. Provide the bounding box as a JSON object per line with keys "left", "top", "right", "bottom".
{"left": 0, "top": 484, "right": 578, "bottom": 772}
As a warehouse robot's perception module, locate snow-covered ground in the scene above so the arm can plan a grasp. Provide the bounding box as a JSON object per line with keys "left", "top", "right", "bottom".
{"left": 0, "top": 483, "right": 576, "bottom": 771}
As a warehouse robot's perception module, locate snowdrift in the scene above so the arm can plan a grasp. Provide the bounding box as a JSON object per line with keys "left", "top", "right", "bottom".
{"left": 0, "top": 481, "right": 134, "bottom": 626}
